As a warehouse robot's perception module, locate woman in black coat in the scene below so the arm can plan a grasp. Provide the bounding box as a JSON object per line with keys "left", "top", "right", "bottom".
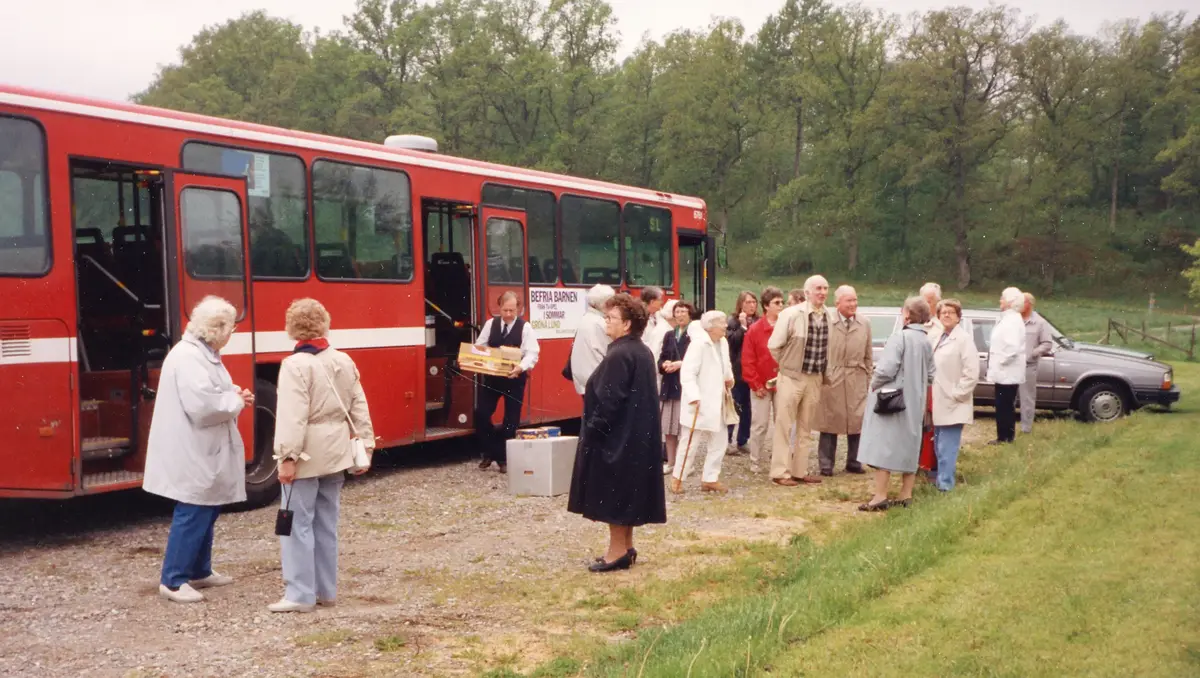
{"left": 568, "top": 293, "right": 667, "bottom": 573}
{"left": 726, "top": 291, "right": 758, "bottom": 454}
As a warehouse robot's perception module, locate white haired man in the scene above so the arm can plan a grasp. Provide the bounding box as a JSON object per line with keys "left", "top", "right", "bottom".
{"left": 987, "top": 287, "right": 1027, "bottom": 444}
{"left": 920, "top": 282, "right": 943, "bottom": 333}
{"left": 767, "top": 275, "right": 837, "bottom": 486}
{"left": 815, "top": 285, "right": 872, "bottom": 476}
{"left": 570, "top": 284, "right": 616, "bottom": 395}
{"left": 1020, "top": 292, "right": 1054, "bottom": 434}
{"left": 672, "top": 310, "right": 736, "bottom": 494}
{"left": 143, "top": 296, "right": 255, "bottom": 604}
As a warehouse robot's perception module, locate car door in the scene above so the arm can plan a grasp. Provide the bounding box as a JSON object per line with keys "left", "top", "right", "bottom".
{"left": 967, "top": 316, "right": 996, "bottom": 403}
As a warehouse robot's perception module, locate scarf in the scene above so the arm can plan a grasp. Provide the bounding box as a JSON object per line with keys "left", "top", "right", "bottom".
{"left": 293, "top": 338, "right": 330, "bottom": 355}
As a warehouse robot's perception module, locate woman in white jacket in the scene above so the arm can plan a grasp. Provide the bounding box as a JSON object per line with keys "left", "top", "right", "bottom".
{"left": 928, "top": 299, "right": 979, "bottom": 491}
{"left": 670, "top": 311, "right": 736, "bottom": 494}
{"left": 570, "top": 284, "right": 615, "bottom": 395}
{"left": 987, "top": 288, "right": 1026, "bottom": 445}
{"left": 143, "top": 296, "right": 254, "bottom": 604}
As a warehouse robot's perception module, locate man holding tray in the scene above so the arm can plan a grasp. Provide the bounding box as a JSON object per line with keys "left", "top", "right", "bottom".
{"left": 473, "top": 291, "right": 540, "bottom": 473}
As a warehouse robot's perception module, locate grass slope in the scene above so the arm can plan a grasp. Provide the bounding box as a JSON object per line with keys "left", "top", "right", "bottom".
{"left": 557, "top": 364, "right": 1199, "bottom": 678}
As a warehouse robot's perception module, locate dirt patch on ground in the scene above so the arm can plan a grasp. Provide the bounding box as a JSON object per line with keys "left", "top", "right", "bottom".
{"left": 0, "top": 429, "right": 988, "bottom": 677}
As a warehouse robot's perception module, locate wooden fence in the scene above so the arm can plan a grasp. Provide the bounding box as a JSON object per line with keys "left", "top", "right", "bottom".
{"left": 1104, "top": 319, "right": 1197, "bottom": 360}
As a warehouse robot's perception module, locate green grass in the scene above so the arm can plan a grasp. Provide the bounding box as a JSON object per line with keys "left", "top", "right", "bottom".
{"left": 509, "top": 362, "right": 1200, "bottom": 678}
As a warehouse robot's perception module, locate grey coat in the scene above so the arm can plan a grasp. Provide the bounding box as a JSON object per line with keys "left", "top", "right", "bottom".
{"left": 857, "top": 324, "right": 935, "bottom": 474}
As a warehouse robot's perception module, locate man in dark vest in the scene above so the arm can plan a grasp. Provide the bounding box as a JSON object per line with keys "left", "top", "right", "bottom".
{"left": 473, "top": 290, "right": 541, "bottom": 473}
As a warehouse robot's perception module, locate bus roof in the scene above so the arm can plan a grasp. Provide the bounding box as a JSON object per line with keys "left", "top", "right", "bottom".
{"left": 0, "top": 84, "right": 707, "bottom": 213}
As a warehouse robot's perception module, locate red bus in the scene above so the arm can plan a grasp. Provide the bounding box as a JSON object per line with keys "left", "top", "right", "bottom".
{"left": 0, "top": 85, "right": 715, "bottom": 505}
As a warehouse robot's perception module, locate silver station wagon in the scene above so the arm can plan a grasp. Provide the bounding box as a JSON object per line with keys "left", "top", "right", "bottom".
{"left": 858, "top": 306, "right": 1181, "bottom": 423}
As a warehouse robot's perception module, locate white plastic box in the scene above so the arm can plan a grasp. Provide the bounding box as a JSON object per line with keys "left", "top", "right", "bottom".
{"left": 505, "top": 436, "right": 578, "bottom": 497}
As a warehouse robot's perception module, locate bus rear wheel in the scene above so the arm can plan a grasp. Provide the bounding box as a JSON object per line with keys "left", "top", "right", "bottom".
{"left": 243, "top": 379, "right": 281, "bottom": 508}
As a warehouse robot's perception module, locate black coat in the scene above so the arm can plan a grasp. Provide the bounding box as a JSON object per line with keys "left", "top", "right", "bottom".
{"left": 567, "top": 335, "right": 667, "bottom": 527}
{"left": 658, "top": 328, "right": 690, "bottom": 401}
{"left": 726, "top": 315, "right": 755, "bottom": 383}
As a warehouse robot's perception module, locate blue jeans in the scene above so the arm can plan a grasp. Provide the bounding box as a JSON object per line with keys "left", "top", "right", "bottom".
{"left": 280, "top": 473, "right": 345, "bottom": 605}
{"left": 933, "top": 425, "right": 964, "bottom": 491}
{"left": 161, "top": 502, "right": 221, "bottom": 588}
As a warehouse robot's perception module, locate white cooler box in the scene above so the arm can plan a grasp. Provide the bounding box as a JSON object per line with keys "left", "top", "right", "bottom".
{"left": 506, "top": 436, "right": 578, "bottom": 497}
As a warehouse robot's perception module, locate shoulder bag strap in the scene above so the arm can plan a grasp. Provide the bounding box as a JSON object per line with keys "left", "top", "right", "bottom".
{"left": 318, "top": 359, "right": 359, "bottom": 438}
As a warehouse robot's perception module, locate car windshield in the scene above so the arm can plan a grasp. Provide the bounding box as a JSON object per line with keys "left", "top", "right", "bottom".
{"left": 1037, "top": 313, "right": 1074, "bottom": 348}
{"left": 865, "top": 313, "right": 899, "bottom": 347}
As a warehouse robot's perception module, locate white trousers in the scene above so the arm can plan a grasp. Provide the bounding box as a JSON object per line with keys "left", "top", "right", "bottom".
{"left": 748, "top": 392, "right": 774, "bottom": 471}
{"left": 673, "top": 429, "right": 725, "bottom": 483}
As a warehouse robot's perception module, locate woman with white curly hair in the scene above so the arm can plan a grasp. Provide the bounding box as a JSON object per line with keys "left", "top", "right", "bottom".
{"left": 570, "top": 284, "right": 616, "bottom": 395}
{"left": 988, "top": 287, "right": 1027, "bottom": 445}
{"left": 143, "top": 296, "right": 254, "bottom": 604}
{"left": 670, "top": 310, "right": 736, "bottom": 494}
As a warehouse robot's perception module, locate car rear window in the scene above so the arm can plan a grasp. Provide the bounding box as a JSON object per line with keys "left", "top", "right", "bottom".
{"left": 865, "top": 313, "right": 899, "bottom": 347}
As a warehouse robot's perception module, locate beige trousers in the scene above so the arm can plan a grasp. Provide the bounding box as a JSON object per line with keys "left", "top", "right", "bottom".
{"left": 748, "top": 391, "right": 774, "bottom": 472}
{"left": 770, "top": 373, "right": 823, "bottom": 479}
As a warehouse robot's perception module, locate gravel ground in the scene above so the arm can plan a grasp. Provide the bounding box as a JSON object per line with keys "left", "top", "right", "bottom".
{"left": 0, "top": 427, "right": 988, "bottom": 678}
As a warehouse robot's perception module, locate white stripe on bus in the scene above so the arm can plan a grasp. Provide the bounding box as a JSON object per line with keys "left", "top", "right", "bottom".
{"left": 0, "top": 337, "right": 75, "bottom": 366}
{"left": 0, "top": 91, "right": 706, "bottom": 211}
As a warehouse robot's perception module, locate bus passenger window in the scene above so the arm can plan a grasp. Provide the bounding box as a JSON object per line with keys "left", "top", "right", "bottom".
{"left": 486, "top": 218, "right": 524, "bottom": 284}
{"left": 481, "top": 184, "right": 556, "bottom": 284}
{"left": 182, "top": 143, "right": 309, "bottom": 279}
{"left": 560, "top": 195, "right": 619, "bottom": 286}
{"left": 623, "top": 203, "right": 672, "bottom": 288}
{"left": 312, "top": 160, "right": 413, "bottom": 282}
{"left": 0, "top": 117, "right": 50, "bottom": 276}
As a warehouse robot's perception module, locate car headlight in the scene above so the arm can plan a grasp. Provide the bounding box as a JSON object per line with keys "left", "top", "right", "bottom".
{"left": 1162, "top": 370, "right": 1173, "bottom": 390}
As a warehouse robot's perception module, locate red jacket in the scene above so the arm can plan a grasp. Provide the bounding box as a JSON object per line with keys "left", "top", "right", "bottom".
{"left": 741, "top": 316, "right": 779, "bottom": 392}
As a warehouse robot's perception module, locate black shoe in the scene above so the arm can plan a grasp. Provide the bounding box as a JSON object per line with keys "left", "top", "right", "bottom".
{"left": 593, "top": 549, "right": 638, "bottom": 564}
{"left": 498, "top": 464, "right": 507, "bottom": 474}
{"left": 819, "top": 470, "right": 834, "bottom": 477}
{"left": 478, "top": 459, "right": 492, "bottom": 470}
{"left": 845, "top": 465, "right": 866, "bottom": 474}
{"left": 894, "top": 498, "right": 912, "bottom": 508}
{"left": 588, "top": 551, "right": 634, "bottom": 572}
{"left": 858, "top": 499, "right": 890, "bottom": 512}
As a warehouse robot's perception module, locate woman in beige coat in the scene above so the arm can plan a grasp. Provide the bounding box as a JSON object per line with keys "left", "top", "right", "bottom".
{"left": 269, "top": 298, "right": 375, "bottom": 613}
{"left": 927, "top": 299, "right": 979, "bottom": 492}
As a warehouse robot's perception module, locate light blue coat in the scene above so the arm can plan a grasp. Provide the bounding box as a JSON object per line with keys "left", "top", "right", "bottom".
{"left": 857, "top": 324, "right": 935, "bottom": 474}
{"left": 142, "top": 334, "right": 247, "bottom": 505}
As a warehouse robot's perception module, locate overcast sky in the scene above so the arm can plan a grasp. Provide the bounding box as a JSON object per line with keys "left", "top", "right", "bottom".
{"left": 1, "top": 0, "right": 1194, "bottom": 101}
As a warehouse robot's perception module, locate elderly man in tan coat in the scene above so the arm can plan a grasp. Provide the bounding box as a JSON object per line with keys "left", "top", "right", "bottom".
{"left": 815, "top": 285, "right": 872, "bottom": 476}
{"left": 767, "top": 275, "right": 837, "bottom": 486}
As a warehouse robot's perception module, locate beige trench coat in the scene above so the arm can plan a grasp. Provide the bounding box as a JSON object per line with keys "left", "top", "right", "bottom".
{"left": 815, "top": 314, "right": 873, "bottom": 435}
{"left": 928, "top": 324, "right": 980, "bottom": 426}
{"left": 273, "top": 348, "right": 375, "bottom": 480}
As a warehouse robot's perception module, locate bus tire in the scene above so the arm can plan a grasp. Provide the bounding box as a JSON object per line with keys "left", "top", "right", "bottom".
{"left": 243, "top": 378, "right": 281, "bottom": 508}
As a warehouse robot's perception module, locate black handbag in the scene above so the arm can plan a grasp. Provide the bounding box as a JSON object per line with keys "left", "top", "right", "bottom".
{"left": 874, "top": 388, "right": 906, "bottom": 414}
{"left": 872, "top": 327, "right": 910, "bottom": 415}
{"left": 275, "top": 485, "right": 294, "bottom": 536}
{"left": 562, "top": 352, "right": 573, "bottom": 381}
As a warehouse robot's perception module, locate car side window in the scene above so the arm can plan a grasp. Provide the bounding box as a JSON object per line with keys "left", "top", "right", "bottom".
{"left": 867, "top": 313, "right": 900, "bottom": 348}
{"left": 972, "top": 319, "right": 995, "bottom": 353}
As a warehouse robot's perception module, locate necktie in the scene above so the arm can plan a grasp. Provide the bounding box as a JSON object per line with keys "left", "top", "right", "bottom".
{"left": 502, "top": 323, "right": 509, "bottom": 337}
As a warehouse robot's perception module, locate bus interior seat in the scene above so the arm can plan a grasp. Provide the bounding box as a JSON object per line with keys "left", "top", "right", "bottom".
{"left": 75, "top": 228, "right": 122, "bottom": 314}
{"left": 541, "top": 257, "right": 557, "bottom": 282}
{"left": 559, "top": 260, "right": 578, "bottom": 284}
{"left": 112, "top": 225, "right": 163, "bottom": 304}
{"left": 527, "top": 256, "right": 543, "bottom": 283}
{"left": 428, "top": 252, "right": 471, "bottom": 321}
{"left": 317, "top": 244, "right": 357, "bottom": 279}
{"left": 583, "top": 267, "right": 618, "bottom": 284}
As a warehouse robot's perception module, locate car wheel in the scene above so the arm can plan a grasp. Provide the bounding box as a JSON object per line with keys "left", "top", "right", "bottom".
{"left": 242, "top": 379, "right": 281, "bottom": 508}
{"left": 1078, "top": 381, "right": 1128, "bottom": 423}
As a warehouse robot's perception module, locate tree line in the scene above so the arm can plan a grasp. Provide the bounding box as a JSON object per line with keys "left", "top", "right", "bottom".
{"left": 134, "top": 0, "right": 1200, "bottom": 296}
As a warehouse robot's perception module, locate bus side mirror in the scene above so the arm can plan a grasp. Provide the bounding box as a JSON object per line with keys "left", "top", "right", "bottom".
{"left": 717, "top": 246, "right": 728, "bottom": 269}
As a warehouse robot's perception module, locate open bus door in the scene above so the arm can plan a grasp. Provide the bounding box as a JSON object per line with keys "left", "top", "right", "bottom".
{"left": 678, "top": 233, "right": 716, "bottom": 312}
{"left": 165, "top": 172, "right": 256, "bottom": 461}
{"left": 477, "top": 207, "right": 531, "bottom": 424}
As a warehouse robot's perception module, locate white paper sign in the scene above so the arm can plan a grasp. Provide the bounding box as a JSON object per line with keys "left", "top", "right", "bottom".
{"left": 248, "top": 153, "right": 271, "bottom": 198}
{"left": 529, "top": 287, "right": 587, "bottom": 340}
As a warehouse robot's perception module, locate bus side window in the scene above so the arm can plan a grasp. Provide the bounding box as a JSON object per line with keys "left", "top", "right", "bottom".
{"left": 560, "top": 195, "right": 619, "bottom": 286}
{"left": 312, "top": 160, "right": 413, "bottom": 282}
{"left": 623, "top": 203, "right": 672, "bottom": 289}
{"left": 481, "top": 184, "right": 556, "bottom": 284}
{"left": 0, "top": 117, "right": 50, "bottom": 277}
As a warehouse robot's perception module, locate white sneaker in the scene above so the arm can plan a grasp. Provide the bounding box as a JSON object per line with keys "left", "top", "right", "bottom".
{"left": 189, "top": 572, "right": 233, "bottom": 589}
{"left": 749, "top": 464, "right": 761, "bottom": 474}
{"left": 662, "top": 463, "right": 672, "bottom": 475}
{"left": 268, "top": 598, "right": 315, "bottom": 613}
{"left": 159, "top": 583, "right": 204, "bottom": 603}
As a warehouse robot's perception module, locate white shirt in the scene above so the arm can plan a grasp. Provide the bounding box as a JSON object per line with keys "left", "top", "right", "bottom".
{"left": 986, "top": 309, "right": 1027, "bottom": 385}
{"left": 475, "top": 318, "right": 541, "bottom": 373}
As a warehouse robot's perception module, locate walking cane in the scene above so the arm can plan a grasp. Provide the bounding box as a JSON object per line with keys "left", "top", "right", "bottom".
{"left": 671, "top": 405, "right": 701, "bottom": 494}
